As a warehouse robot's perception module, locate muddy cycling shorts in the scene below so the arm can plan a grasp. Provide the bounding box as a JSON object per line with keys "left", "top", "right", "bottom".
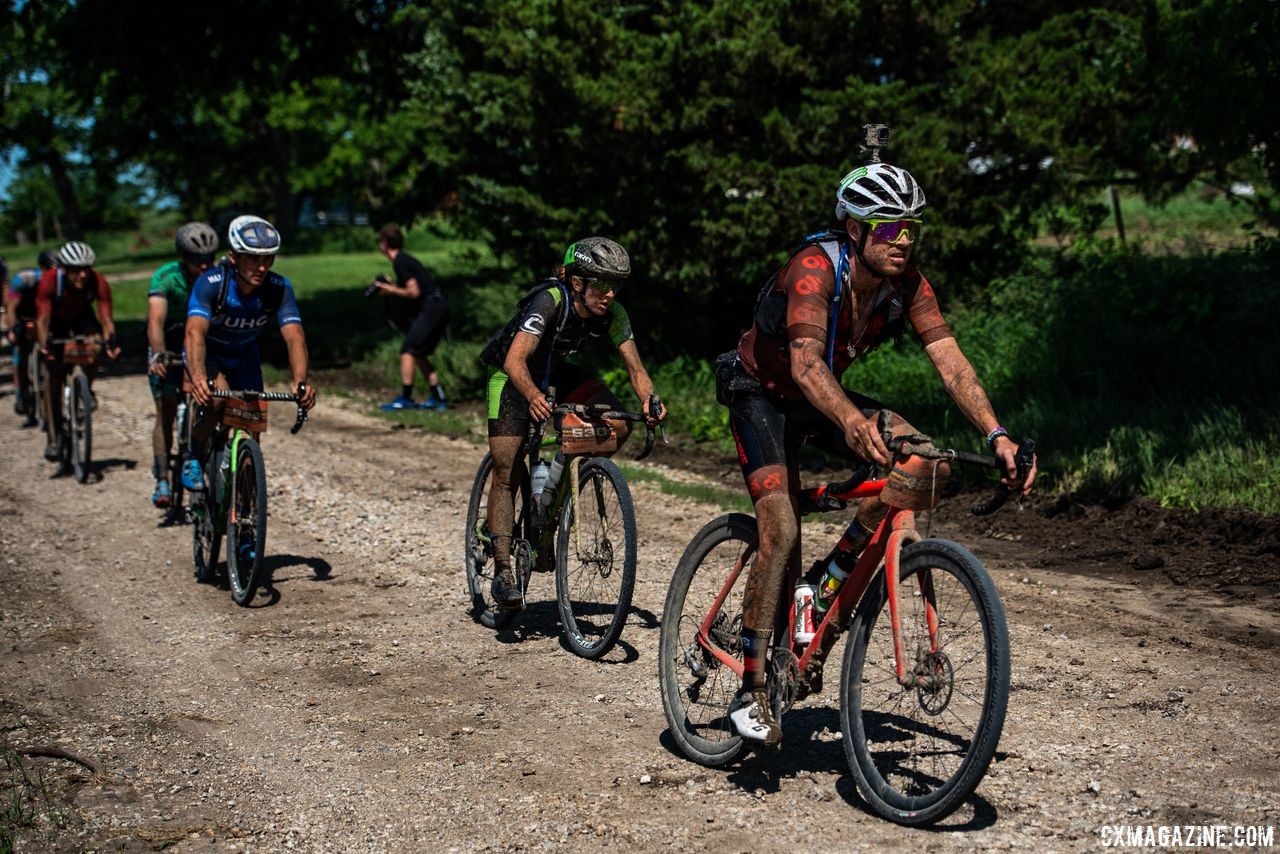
{"left": 486, "top": 363, "right": 619, "bottom": 438}
{"left": 728, "top": 385, "right": 886, "bottom": 501}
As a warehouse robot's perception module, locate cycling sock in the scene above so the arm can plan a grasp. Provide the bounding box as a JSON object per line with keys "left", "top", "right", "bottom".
{"left": 431, "top": 384, "right": 445, "bottom": 401}
{"left": 401, "top": 384, "right": 414, "bottom": 400}
{"left": 740, "top": 629, "right": 771, "bottom": 690}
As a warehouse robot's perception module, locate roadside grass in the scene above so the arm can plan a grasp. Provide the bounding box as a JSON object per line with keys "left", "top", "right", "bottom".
{"left": 1, "top": 742, "right": 68, "bottom": 853}
{"left": 41, "top": 193, "right": 1279, "bottom": 515}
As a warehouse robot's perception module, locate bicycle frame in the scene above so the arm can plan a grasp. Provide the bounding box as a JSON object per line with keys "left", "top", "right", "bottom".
{"left": 694, "top": 477, "right": 937, "bottom": 688}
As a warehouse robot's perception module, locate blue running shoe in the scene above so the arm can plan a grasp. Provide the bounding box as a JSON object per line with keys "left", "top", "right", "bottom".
{"left": 380, "top": 395, "right": 416, "bottom": 411}
{"left": 181, "top": 459, "right": 204, "bottom": 491}
{"left": 152, "top": 479, "right": 172, "bottom": 508}
{"left": 418, "top": 397, "right": 448, "bottom": 411}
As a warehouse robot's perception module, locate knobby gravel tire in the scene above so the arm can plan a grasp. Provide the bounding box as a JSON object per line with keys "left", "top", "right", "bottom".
{"left": 840, "top": 538, "right": 1010, "bottom": 825}
{"left": 658, "top": 512, "right": 758, "bottom": 767}
{"left": 554, "top": 457, "right": 636, "bottom": 659}
{"left": 463, "top": 453, "right": 519, "bottom": 631}
{"left": 70, "top": 373, "right": 92, "bottom": 483}
{"left": 226, "top": 439, "right": 268, "bottom": 606}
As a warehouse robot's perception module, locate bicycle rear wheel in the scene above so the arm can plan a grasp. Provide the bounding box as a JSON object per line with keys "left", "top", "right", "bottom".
{"left": 658, "top": 513, "right": 757, "bottom": 767}
{"left": 463, "top": 452, "right": 520, "bottom": 630}
{"left": 554, "top": 457, "right": 636, "bottom": 659}
{"left": 226, "top": 438, "right": 268, "bottom": 606}
{"left": 70, "top": 373, "right": 92, "bottom": 483}
{"left": 840, "top": 539, "right": 1010, "bottom": 825}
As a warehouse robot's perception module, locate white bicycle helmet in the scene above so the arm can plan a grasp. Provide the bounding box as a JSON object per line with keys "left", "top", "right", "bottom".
{"left": 176, "top": 221, "right": 219, "bottom": 255}
{"left": 58, "top": 241, "right": 96, "bottom": 267}
{"left": 227, "top": 215, "right": 282, "bottom": 255}
{"left": 835, "top": 163, "right": 927, "bottom": 221}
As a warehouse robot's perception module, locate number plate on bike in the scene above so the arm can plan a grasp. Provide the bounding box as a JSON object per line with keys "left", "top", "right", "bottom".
{"left": 222, "top": 396, "right": 269, "bottom": 432}
{"left": 61, "top": 341, "right": 101, "bottom": 366}
{"left": 557, "top": 411, "right": 618, "bottom": 456}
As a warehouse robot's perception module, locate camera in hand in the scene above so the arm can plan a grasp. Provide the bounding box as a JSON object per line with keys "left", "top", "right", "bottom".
{"left": 363, "top": 273, "right": 390, "bottom": 298}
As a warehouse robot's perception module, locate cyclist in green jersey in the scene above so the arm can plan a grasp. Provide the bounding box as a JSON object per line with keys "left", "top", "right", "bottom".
{"left": 479, "top": 237, "right": 666, "bottom": 607}
{"left": 146, "top": 222, "right": 217, "bottom": 507}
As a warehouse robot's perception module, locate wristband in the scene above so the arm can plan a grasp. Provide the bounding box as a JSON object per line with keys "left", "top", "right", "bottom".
{"left": 985, "top": 426, "right": 1009, "bottom": 448}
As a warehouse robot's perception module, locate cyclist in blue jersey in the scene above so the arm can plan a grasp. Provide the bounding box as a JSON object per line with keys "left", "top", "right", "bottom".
{"left": 181, "top": 215, "right": 317, "bottom": 490}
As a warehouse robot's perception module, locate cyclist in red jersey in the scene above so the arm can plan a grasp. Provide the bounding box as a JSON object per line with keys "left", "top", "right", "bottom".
{"left": 35, "top": 241, "right": 121, "bottom": 466}
{"left": 719, "top": 157, "right": 1038, "bottom": 747}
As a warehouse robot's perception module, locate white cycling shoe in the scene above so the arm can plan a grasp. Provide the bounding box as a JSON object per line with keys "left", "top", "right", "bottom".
{"left": 729, "top": 688, "right": 782, "bottom": 749}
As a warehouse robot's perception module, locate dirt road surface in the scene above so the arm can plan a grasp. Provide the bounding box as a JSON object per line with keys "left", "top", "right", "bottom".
{"left": 2, "top": 372, "right": 1278, "bottom": 851}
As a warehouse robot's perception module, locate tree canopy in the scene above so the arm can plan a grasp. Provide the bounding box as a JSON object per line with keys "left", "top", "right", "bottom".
{"left": 3, "top": 0, "right": 1276, "bottom": 349}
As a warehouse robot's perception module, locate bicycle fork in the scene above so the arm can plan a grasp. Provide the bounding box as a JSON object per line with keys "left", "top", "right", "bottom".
{"left": 882, "top": 511, "right": 944, "bottom": 690}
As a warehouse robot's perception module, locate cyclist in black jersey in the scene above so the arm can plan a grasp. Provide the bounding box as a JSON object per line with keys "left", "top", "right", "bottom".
{"left": 479, "top": 237, "right": 666, "bottom": 608}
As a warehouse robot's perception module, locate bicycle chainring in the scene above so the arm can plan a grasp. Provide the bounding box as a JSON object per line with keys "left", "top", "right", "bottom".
{"left": 768, "top": 647, "right": 800, "bottom": 718}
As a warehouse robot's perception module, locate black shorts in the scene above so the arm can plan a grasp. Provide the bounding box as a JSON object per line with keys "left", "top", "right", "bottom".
{"left": 728, "top": 384, "right": 883, "bottom": 500}
{"left": 486, "top": 363, "right": 619, "bottom": 438}
{"left": 400, "top": 294, "right": 448, "bottom": 356}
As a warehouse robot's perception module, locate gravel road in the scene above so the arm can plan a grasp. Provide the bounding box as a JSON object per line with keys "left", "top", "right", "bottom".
{"left": 2, "top": 372, "right": 1277, "bottom": 851}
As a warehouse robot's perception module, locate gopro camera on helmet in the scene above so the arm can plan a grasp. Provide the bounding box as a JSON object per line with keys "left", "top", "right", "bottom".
{"left": 861, "top": 124, "right": 890, "bottom": 163}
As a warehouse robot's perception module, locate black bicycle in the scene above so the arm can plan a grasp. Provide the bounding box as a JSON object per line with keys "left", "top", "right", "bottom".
{"left": 189, "top": 385, "right": 308, "bottom": 605}
{"left": 464, "top": 392, "right": 664, "bottom": 659}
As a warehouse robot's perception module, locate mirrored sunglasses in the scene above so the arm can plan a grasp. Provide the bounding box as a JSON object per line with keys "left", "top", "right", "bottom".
{"left": 866, "top": 218, "right": 923, "bottom": 245}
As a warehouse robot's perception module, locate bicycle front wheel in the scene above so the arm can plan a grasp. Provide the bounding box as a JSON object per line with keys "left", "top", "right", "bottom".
{"left": 658, "top": 513, "right": 757, "bottom": 767}
{"left": 30, "top": 356, "right": 45, "bottom": 431}
{"left": 554, "top": 457, "right": 637, "bottom": 659}
{"left": 840, "top": 539, "right": 1010, "bottom": 825}
{"left": 167, "top": 399, "right": 189, "bottom": 523}
{"left": 70, "top": 373, "right": 92, "bottom": 482}
{"left": 463, "top": 453, "right": 519, "bottom": 630}
{"left": 226, "top": 438, "right": 268, "bottom": 606}
{"left": 192, "top": 485, "right": 222, "bottom": 584}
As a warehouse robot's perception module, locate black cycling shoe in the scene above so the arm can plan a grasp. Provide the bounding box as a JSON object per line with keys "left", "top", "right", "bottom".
{"left": 491, "top": 566, "right": 523, "bottom": 610}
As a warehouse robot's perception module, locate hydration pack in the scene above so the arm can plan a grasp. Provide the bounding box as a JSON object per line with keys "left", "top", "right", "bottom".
{"left": 753, "top": 231, "right": 850, "bottom": 370}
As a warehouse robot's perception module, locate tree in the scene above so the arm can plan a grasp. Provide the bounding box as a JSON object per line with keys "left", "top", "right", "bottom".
{"left": 1, "top": 3, "right": 90, "bottom": 240}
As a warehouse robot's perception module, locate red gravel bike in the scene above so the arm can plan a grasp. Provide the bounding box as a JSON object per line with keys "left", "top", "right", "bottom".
{"left": 658, "top": 433, "right": 1035, "bottom": 825}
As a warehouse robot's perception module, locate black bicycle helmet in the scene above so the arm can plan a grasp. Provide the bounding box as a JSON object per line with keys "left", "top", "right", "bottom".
{"left": 176, "top": 221, "right": 219, "bottom": 255}
{"left": 36, "top": 249, "right": 57, "bottom": 270}
{"left": 563, "top": 237, "right": 630, "bottom": 281}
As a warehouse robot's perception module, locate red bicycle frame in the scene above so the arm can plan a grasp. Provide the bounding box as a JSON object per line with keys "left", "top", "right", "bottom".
{"left": 694, "top": 476, "right": 940, "bottom": 688}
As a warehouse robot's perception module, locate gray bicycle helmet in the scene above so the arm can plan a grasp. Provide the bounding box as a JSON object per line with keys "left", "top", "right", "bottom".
{"left": 835, "top": 163, "right": 927, "bottom": 221}
{"left": 563, "top": 237, "right": 630, "bottom": 281}
{"left": 58, "top": 241, "right": 96, "bottom": 267}
{"left": 227, "top": 215, "right": 282, "bottom": 255}
{"left": 176, "top": 221, "right": 219, "bottom": 255}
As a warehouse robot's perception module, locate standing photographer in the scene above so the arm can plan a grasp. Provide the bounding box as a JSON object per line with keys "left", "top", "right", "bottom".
{"left": 372, "top": 224, "right": 449, "bottom": 411}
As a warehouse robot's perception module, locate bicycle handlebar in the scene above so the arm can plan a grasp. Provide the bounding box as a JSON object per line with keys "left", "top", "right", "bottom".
{"left": 527, "top": 388, "right": 668, "bottom": 461}
{"left": 205, "top": 383, "right": 310, "bottom": 434}
{"left": 801, "top": 435, "right": 1037, "bottom": 517}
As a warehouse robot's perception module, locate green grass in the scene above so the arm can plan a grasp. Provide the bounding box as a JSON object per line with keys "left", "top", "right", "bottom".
{"left": 616, "top": 462, "right": 753, "bottom": 512}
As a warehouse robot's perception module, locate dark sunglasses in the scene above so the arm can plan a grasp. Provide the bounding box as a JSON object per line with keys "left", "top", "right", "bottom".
{"left": 866, "top": 218, "right": 923, "bottom": 245}
{"left": 581, "top": 276, "right": 619, "bottom": 294}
